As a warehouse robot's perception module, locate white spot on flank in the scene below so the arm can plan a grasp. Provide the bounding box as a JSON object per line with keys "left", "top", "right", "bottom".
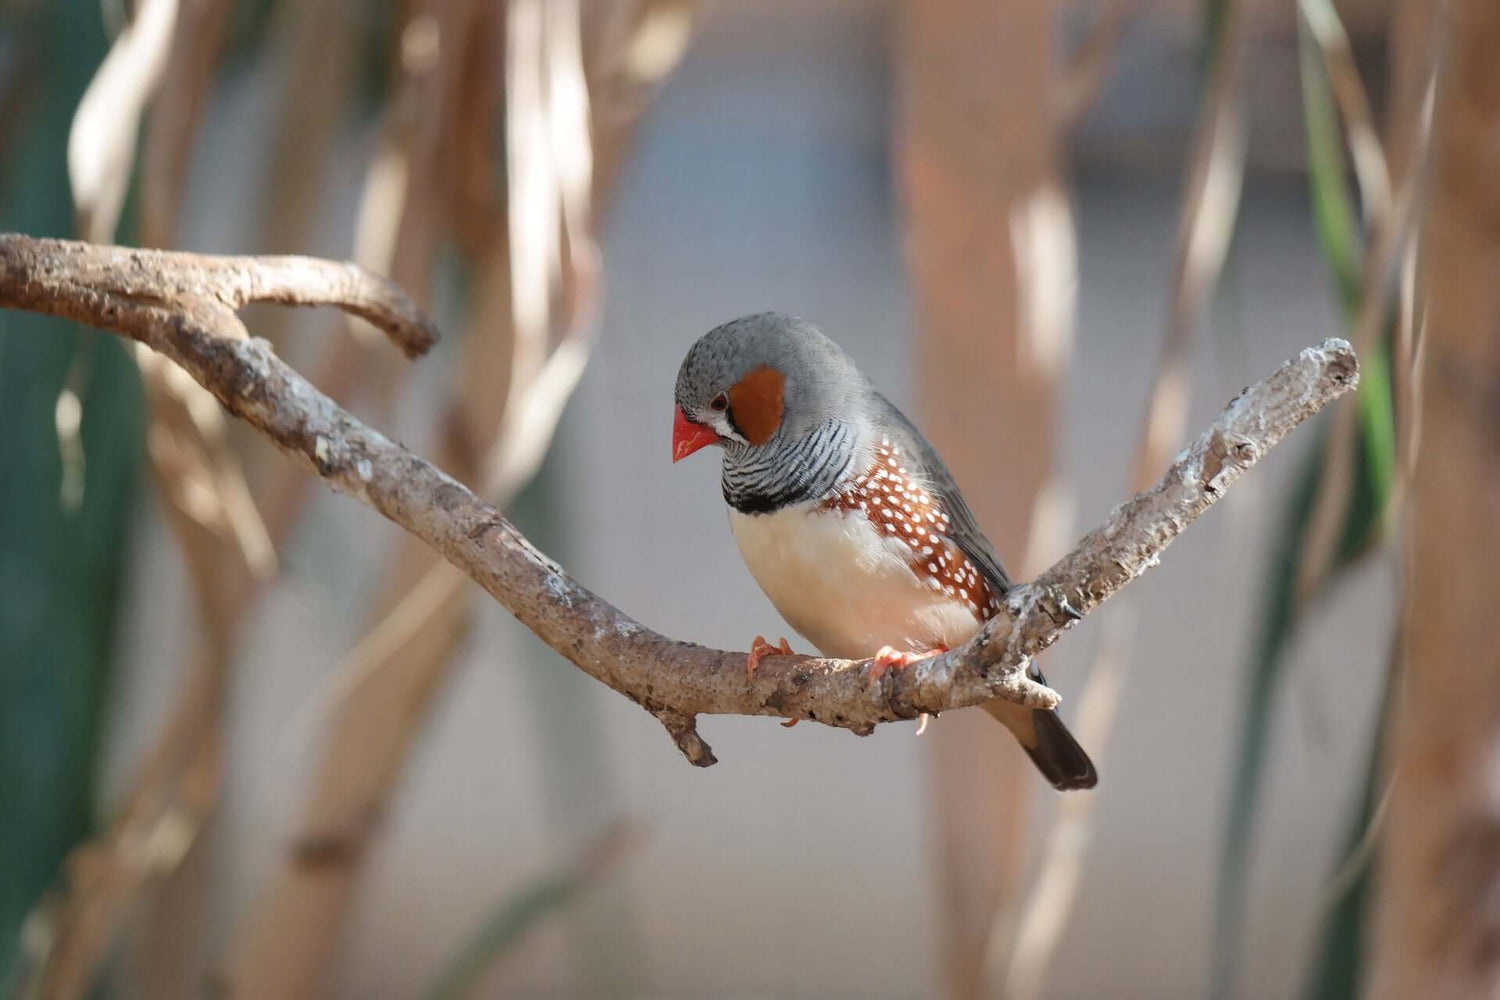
{"left": 921, "top": 545, "right": 933, "bottom": 555}
{"left": 927, "top": 563, "right": 937, "bottom": 572}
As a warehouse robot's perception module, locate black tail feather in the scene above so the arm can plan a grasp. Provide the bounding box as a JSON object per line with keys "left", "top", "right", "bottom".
{"left": 1024, "top": 709, "right": 1098, "bottom": 791}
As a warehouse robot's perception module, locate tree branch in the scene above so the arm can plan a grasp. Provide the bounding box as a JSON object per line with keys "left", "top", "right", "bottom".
{"left": 0, "top": 234, "right": 1359, "bottom": 767}
{"left": 1, "top": 235, "right": 438, "bottom": 358}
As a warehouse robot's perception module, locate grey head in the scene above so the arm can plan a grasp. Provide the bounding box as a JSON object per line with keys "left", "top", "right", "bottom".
{"left": 672, "top": 312, "right": 873, "bottom": 514}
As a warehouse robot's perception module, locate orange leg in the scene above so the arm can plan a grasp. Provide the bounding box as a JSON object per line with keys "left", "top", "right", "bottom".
{"left": 747, "top": 635, "right": 799, "bottom": 727}
{"left": 867, "top": 645, "right": 947, "bottom": 690}
{"left": 746, "top": 635, "right": 794, "bottom": 678}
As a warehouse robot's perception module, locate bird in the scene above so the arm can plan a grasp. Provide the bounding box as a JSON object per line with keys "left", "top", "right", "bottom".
{"left": 671, "top": 312, "right": 1096, "bottom": 790}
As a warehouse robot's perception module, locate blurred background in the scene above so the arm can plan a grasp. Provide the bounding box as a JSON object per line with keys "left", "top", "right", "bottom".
{"left": 0, "top": 0, "right": 1483, "bottom": 997}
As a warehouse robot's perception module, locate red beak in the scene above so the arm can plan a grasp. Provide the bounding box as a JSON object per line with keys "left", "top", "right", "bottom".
{"left": 672, "top": 406, "right": 719, "bottom": 463}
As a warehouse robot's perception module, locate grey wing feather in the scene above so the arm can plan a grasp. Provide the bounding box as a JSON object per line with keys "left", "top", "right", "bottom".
{"left": 870, "top": 393, "right": 1014, "bottom": 595}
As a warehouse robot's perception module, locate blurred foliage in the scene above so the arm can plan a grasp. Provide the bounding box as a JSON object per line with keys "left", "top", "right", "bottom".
{"left": 425, "top": 864, "right": 592, "bottom": 1000}
{"left": 425, "top": 822, "right": 631, "bottom": 1000}
{"left": 1296, "top": 0, "right": 1394, "bottom": 533}
{"left": 1297, "top": 0, "right": 1395, "bottom": 511}
{"left": 219, "top": 0, "right": 398, "bottom": 120}
{"left": 508, "top": 456, "right": 641, "bottom": 993}
{"left": 1200, "top": 0, "right": 1232, "bottom": 73}
{"left": 355, "top": 0, "right": 404, "bottom": 110}
{"left": 221, "top": 0, "right": 278, "bottom": 71}
{"left": 0, "top": 1, "right": 144, "bottom": 987}
{"left": 1210, "top": 8, "right": 1398, "bottom": 998}
{"left": 1300, "top": 640, "right": 1396, "bottom": 1000}
{"left": 1212, "top": 421, "right": 1385, "bottom": 997}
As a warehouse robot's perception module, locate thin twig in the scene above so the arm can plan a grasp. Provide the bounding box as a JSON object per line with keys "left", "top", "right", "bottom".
{"left": 0, "top": 233, "right": 1360, "bottom": 766}
{"left": 1136, "top": 0, "right": 1247, "bottom": 494}
{"left": 255, "top": 0, "right": 464, "bottom": 541}
{"left": 1298, "top": 0, "right": 1391, "bottom": 231}
{"left": 1292, "top": 23, "right": 1438, "bottom": 604}
{"left": 2, "top": 239, "right": 438, "bottom": 357}
{"left": 67, "top": 0, "right": 178, "bottom": 243}
{"left": 1315, "top": 767, "right": 1396, "bottom": 916}
{"left": 1054, "top": 0, "right": 1138, "bottom": 131}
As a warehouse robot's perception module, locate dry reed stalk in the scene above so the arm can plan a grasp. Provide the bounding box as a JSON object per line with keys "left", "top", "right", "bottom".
{"left": 897, "top": 1, "right": 1074, "bottom": 995}
{"left": 224, "top": 3, "right": 696, "bottom": 994}
{"left": 998, "top": 4, "right": 1250, "bottom": 995}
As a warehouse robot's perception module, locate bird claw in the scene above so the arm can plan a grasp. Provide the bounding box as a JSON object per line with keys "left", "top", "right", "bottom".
{"left": 746, "top": 635, "right": 794, "bottom": 679}
{"left": 1054, "top": 589, "right": 1085, "bottom": 621}
{"left": 747, "top": 636, "right": 799, "bottom": 726}
{"left": 866, "top": 645, "right": 944, "bottom": 690}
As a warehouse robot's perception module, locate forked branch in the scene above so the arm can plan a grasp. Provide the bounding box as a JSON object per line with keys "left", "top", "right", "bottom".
{"left": 0, "top": 234, "right": 1358, "bottom": 767}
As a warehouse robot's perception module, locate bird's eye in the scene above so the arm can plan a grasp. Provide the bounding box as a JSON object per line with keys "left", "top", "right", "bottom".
{"left": 709, "top": 393, "right": 728, "bottom": 412}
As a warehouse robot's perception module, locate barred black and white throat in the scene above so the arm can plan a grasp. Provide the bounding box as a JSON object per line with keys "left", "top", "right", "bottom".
{"left": 720, "top": 418, "right": 860, "bottom": 514}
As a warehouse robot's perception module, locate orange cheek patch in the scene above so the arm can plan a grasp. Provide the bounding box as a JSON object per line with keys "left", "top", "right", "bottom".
{"left": 727, "top": 365, "right": 785, "bottom": 445}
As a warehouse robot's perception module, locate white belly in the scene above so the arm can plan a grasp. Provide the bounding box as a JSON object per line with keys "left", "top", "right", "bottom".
{"left": 728, "top": 504, "right": 982, "bottom": 659}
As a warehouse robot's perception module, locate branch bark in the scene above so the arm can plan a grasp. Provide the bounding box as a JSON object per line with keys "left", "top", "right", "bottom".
{"left": 0, "top": 234, "right": 1358, "bottom": 767}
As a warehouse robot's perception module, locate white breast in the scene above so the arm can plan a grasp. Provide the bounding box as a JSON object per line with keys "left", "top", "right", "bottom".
{"left": 728, "top": 504, "right": 982, "bottom": 659}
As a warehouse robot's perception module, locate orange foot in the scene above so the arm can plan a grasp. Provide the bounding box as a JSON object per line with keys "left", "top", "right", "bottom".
{"left": 747, "top": 636, "right": 799, "bottom": 727}
{"left": 746, "top": 635, "right": 794, "bottom": 679}
{"left": 867, "top": 645, "right": 947, "bottom": 690}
